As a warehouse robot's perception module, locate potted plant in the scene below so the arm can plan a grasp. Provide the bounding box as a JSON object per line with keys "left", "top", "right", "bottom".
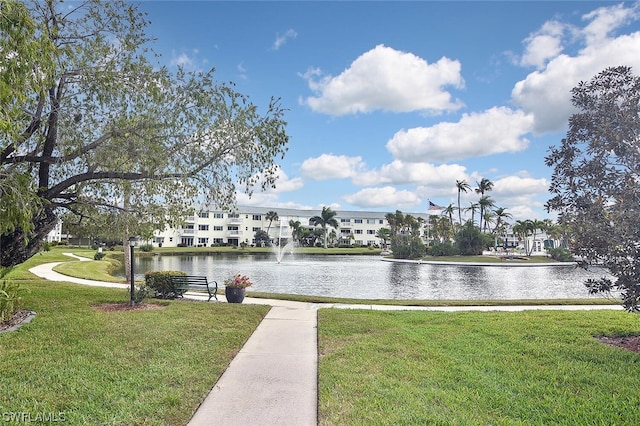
{"left": 224, "top": 273, "right": 253, "bottom": 303}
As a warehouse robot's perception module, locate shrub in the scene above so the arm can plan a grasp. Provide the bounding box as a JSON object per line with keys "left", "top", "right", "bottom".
{"left": 133, "top": 285, "right": 151, "bottom": 304}
{"left": 94, "top": 251, "right": 106, "bottom": 260}
{"left": 548, "top": 247, "right": 574, "bottom": 262}
{"left": 139, "top": 244, "right": 153, "bottom": 252}
{"left": 0, "top": 281, "right": 27, "bottom": 324}
{"left": 391, "top": 235, "right": 426, "bottom": 259}
{"left": 455, "top": 222, "right": 486, "bottom": 255}
{"left": 428, "top": 242, "right": 458, "bottom": 256}
{"left": 145, "top": 271, "right": 186, "bottom": 299}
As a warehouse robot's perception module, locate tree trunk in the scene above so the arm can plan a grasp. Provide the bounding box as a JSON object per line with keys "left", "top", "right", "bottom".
{"left": 0, "top": 206, "right": 58, "bottom": 268}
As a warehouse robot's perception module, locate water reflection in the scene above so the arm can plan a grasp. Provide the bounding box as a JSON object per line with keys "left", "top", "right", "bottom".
{"left": 387, "top": 263, "right": 421, "bottom": 299}
{"left": 122, "top": 254, "right": 608, "bottom": 300}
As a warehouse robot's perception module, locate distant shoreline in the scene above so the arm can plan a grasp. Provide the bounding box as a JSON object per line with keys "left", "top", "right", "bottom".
{"left": 381, "top": 257, "right": 575, "bottom": 267}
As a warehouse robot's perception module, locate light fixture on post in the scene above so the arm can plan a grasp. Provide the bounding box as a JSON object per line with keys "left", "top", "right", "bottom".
{"left": 128, "top": 237, "right": 136, "bottom": 306}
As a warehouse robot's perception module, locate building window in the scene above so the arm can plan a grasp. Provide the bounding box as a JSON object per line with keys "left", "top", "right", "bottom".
{"left": 367, "top": 229, "right": 376, "bottom": 235}
{"left": 252, "top": 227, "right": 261, "bottom": 232}
{"left": 355, "top": 229, "right": 363, "bottom": 234}
{"left": 213, "top": 238, "right": 224, "bottom": 245}
{"left": 214, "top": 213, "right": 224, "bottom": 219}
{"left": 198, "top": 224, "right": 209, "bottom": 231}
{"left": 198, "top": 238, "right": 208, "bottom": 245}
{"left": 354, "top": 219, "right": 363, "bottom": 224}
{"left": 185, "top": 224, "right": 194, "bottom": 230}
{"left": 198, "top": 212, "right": 209, "bottom": 218}
{"left": 252, "top": 214, "right": 262, "bottom": 220}
{"left": 379, "top": 219, "right": 384, "bottom": 224}
{"left": 213, "top": 226, "right": 223, "bottom": 231}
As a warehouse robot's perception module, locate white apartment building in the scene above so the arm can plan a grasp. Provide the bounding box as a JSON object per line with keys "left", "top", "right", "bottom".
{"left": 153, "top": 206, "right": 431, "bottom": 248}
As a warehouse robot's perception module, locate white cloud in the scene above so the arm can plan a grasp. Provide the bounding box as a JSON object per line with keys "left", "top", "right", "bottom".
{"left": 239, "top": 166, "right": 303, "bottom": 195}
{"left": 266, "top": 166, "right": 304, "bottom": 193}
{"left": 512, "top": 3, "right": 640, "bottom": 133}
{"left": 301, "top": 44, "right": 464, "bottom": 115}
{"left": 353, "top": 160, "right": 468, "bottom": 188}
{"left": 343, "top": 186, "right": 421, "bottom": 208}
{"left": 300, "top": 154, "right": 365, "bottom": 180}
{"left": 170, "top": 52, "right": 195, "bottom": 69}
{"left": 519, "top": 20, "right": 566, "bottom": 69}
{"left": 483, "top": 175, "right": 551, "bottom": 220}
{"left": 507, "top": 204, "right": 544, "bottom": 221}
{"left": 272, "top": 29, "right": 298, "bottom": 50}
{"left": 169, "top": 49, "right": 206, "bottom": 72}
{"left": 582, "top": 3, "right": 637, "bottom": 46}
{"left": 492, "top": 175, "right": 549, "bottom": 201}
{"left": 235, "top": 167, "right": 304, "bottom": 206}
{"left": 235, "top": 191, "right": 279, "bottom": 207}
{"left": 386, "top": 107, "right": 534, "bottom": 163}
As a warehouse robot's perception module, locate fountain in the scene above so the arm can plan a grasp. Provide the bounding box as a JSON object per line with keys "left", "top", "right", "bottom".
{"left": 273, "top": 220, "right": 294, "bottom": 263}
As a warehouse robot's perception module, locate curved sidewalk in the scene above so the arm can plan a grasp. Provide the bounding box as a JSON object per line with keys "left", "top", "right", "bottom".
{"left": 29, "top": 256, "right": 319, "bottom": 426}
{"left": 29, "top": 254, "right": 622, "bottom": 425}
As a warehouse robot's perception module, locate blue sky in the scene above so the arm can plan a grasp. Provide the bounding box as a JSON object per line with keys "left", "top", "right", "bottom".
{"left": 138, "top": 1, "right": 640, "bottom": 220}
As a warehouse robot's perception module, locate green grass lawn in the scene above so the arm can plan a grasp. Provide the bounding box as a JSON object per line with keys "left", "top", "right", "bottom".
{"left": 318, "top": 308, "right": 640, "bottom": 425}
{"left": 0, "top": 279, "right": 269, "bottom": 425}
{"left": 3, "top": 246, "right": 631, "bottom": 424}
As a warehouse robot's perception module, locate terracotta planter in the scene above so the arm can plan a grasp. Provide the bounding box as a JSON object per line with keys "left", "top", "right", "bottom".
{"left": 225, "top": 287, "right": 246, "bottom": 303}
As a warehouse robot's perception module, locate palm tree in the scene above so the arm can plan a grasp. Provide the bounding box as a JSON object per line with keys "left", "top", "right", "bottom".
{"left": 513, "top": 219, "right": 535, "bottom": 255}
{"left": 475, "top": 178, "right": 494, "bottom": 230}
{"left": 435, "top": 216, "right": 453, "bottom": 243}
{"left": 288, "top": 219, "right": 302, "bottom": 244}
{"left": 265, "top": 210, "right": 279, "bottom": 235}
{"left": 465, "top": 202, "right": 480, "bottom": 226}
{"left": 491, "top": 207, "right": 513, "bottom": 234}
{"left": 478, "top": 195, "right": 495, "bottom": 232}
{"left": 309, "top": 206, "right": 339, "bottom": 249}
{"left": 475, "top": 178, "right": 494, "bottom": 197}
{"left": 455, "top": 179, "right": 471, "bottom": 225}
{"left": 442, "top": 204, "right": 456, "bottom": 228}
{"left": 376, "top": 227, "right": 391, "bottom": 249}
{"left": 482, "top": 211, "right": 496, "bottom": 234}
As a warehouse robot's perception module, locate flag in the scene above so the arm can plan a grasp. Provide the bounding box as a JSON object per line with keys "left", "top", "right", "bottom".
{"left": 428, "top": 201, "right": 443, "bottom": 211}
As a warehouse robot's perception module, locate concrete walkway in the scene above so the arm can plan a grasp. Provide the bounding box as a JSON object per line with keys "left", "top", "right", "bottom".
{"left": 29, "top": 254, "right": 623, "bottom": 425}
{"left": 188, "top": 301, "right": 318, "bottom": 426}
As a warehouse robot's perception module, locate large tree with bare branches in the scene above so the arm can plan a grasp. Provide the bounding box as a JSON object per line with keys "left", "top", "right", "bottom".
{"left": 0, "top": 0, "right": 289, "bottom": 267}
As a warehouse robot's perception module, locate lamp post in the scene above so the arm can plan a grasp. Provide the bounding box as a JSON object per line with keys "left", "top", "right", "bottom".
{"left": 129, "top": 237, "right": 136, "bottom": 306}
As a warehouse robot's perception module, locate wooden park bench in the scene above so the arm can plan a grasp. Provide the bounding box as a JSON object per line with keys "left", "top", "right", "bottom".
{"left": 170, "top": 275, "right": 218, "bottom": 302}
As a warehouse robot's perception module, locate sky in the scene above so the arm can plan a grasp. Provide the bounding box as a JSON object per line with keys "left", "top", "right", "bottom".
{"left": 137, "top": 1, "right": 640, "bottom": 220}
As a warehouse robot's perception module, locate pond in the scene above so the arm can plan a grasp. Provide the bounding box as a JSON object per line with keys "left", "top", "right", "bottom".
{"left": 121, "top": 254, "right": 610, "bottom": 300}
